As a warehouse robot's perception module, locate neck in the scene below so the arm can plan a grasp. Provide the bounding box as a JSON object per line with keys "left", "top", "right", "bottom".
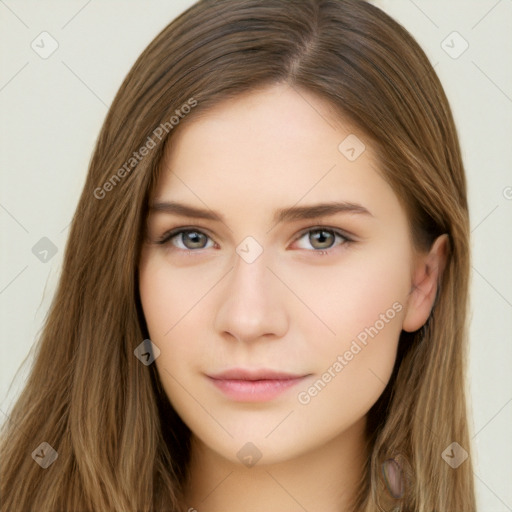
{"left": 183, "top": 416, "right": 368, "bottom": 512}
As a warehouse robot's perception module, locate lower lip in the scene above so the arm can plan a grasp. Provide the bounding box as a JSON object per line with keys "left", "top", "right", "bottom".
{"left": 208, "top": 377, "right": 305, "bottom": 402}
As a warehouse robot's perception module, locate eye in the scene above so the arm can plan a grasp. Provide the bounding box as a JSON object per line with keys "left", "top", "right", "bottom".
{"left": 292, "top": 227, "right": 351, "bottom": 252}
{"left": 157, "top": 229, "right": 215, "bottom": 250}
{"left": 155, "top": 226, "right": 351, "bottom": 254}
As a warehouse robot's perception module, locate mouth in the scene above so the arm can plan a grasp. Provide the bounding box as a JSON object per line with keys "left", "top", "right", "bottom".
{"left": 206, "top": 368, "right": 309, "bottom": 402}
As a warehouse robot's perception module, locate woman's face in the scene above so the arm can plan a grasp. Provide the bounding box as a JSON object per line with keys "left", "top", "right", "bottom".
{"left": 139, "top": 83, "right": 425, "bottom": 466}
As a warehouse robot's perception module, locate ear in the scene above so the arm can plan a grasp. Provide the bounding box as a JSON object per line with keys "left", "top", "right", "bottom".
{"left": 402, "top": 234, "right": 449, "bottom": 333}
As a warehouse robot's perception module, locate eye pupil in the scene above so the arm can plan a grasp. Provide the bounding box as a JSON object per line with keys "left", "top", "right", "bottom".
{"left": 310, "top": 229, "right": 334, "bottom": 249}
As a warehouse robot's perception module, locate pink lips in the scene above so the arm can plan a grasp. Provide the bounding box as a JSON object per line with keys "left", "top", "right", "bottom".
{"left": 207, "top": 368, "right": 307, "bottom": 402}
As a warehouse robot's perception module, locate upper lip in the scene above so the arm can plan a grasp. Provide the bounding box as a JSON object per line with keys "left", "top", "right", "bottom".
{"left": 207, "top": 368, "right": 306, "bottom": 381}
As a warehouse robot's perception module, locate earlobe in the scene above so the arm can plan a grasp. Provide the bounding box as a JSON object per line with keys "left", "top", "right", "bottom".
{"left": 402, "top": 234, "right": 449, "bottom": 333}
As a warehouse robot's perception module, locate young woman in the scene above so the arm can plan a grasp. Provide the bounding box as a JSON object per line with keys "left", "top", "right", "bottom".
{"left": 0, "top": 0, "right": 476, "bottom": 510}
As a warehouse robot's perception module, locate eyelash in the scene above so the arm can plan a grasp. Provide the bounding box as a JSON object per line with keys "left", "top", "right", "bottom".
{"left": 155, "top": 226, "right": 353, "bottom": 256}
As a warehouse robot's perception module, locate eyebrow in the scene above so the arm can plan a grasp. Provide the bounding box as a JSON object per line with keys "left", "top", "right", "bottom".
{"left": 149, "top": 200, "right": 373, "bottom": 225}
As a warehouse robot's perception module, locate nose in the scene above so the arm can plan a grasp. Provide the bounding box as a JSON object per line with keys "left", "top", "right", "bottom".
{"left": 213, "top": 250, "right": 289, "bottom": 343}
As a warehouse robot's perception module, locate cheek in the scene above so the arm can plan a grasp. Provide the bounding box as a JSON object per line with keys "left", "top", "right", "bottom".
{"left": 289, "top": 246, "right": 409, "bottom": 413}
{"left": 280, "top": 243, "right": 411, "bottom": 350}
{"left": 139, "top": 251, "right": 212, "bottom": 340}
{"left": 138, "top": 251, "right": 213, "bottom": 395}
{"left": 294, "top": 274, "right": 405, "bottom": 434}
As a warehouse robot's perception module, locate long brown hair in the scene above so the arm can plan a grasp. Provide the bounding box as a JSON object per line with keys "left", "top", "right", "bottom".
{"left": 0, "top": 0, "right": 475, "bottom": 510}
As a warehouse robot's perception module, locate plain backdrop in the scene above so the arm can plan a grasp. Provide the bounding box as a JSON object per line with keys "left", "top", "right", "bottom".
{"left": 1, "top": 1, "right": 511, "bottom": 510}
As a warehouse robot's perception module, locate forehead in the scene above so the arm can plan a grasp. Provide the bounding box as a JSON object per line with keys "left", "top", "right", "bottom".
{"left": 164, "top": 83, "right": 360, "bottom": 171}
{"left": 152, "top": 84, "right": 401, "bottom": 225}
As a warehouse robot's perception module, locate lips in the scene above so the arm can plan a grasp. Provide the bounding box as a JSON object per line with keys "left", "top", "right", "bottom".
{"left": 206, "top": 368, "right": 308, "bottom": 402}
{"left": 209, "top": 368, "right": 304, "bottom": 381}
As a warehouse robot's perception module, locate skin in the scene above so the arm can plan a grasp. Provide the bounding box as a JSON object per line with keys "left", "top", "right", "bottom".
{"left": 139, "top": 83, "right": 447, "bottom": 511}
